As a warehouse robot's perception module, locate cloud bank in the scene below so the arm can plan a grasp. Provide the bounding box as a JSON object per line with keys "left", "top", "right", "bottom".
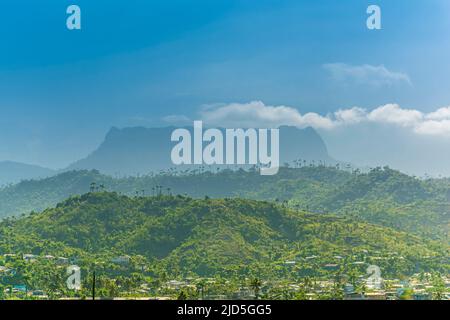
{"left": 199, "top": 101, "right": 450, "bottom": 136}
{"left": 323, "top": 63, "right": 412, "bottom": 86}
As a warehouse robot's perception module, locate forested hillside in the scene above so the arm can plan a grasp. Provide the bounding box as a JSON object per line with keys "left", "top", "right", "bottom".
{"left": 1, "top": 192, "right": 448, "bottom": 280}
{"left": 0, "top": 166, "right": 448, "bottom": 242}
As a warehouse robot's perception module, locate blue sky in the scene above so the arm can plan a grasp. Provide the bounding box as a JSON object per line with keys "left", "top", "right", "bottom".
{"left": 1, "top": 0, "right": 450, "bottom": 168}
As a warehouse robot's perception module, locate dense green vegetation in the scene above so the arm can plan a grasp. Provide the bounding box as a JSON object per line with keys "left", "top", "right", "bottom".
{"left": 0, "top": 166, "right": 448, "bottom": 299}
{"left": 0, "top": 166, "right": 448, "bottom": 243}
{"left": 0, "top": 192, "right": 448, "bottom": 280}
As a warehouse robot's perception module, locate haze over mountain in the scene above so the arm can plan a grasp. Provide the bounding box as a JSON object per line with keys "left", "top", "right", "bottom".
{"left": 1, "top": 167, "right": 448, "bottom": 246}
{"left": 66, "top": 126, "right": 333, "bottom": 176}
{"left": 320, "top": 124, "right": 450, "bottom": 177}
{"left": 0, "top": 161, "right": 55, "bottom": 186}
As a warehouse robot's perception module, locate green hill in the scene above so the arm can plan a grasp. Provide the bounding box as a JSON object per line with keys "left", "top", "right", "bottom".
{"left": 0, "top": 166, "right": 448, "bottom": 242}
{"left": 0, "top": 192, "right": 448, "bottom": 280}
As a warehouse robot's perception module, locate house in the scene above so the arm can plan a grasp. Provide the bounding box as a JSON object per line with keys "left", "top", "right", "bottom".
{"left": 413, "top": 290, "right": 430, "bottom": 300}
{"left": 166, "top": 280, "right": 185, "bottom": 290}
{"left": 111, "top": 255, "right": 131, "bottom": 265}
{"left": 23, "top": 254, "right": 37, "bottom": 263}
{"left": 385, "top": 290, "right": 399, "bottom": 300}
{"left": 0, "top": 266, "right": 11, "bottom": 274}
{"left": 344, "top": 284, "right": 355, "bottom": 294}
{"left": 323, "top": 264, "right": 339, "bottom": 271}
{"left": 305, "top": 293, "right": 316, "bottom": 300}
{"left": 365, "top": 291, "right": 387, "bottom": 300}
{"left": 56, "top": 257, "right": 69, "bottom": 265}
{"left": 231, "top": 287, "right": 253, "bottom": 300}
{"left": 204, "top": 294, "right": 228, "bottom": 300}
{"left": 344, "top": 292, "right": 365, "bottom": 300}
{"left": 31, "top": 290, "right": 48, "bottom": 299}
{"left": 13, "top": 285, "right": 27, "bottom": 293}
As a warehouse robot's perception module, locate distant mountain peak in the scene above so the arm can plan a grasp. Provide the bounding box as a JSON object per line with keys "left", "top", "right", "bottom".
{"left": 67, "top": 125, "right": 333, "bottom": 175}
{"left": 0, "top": 161, "right": 55, "bottom": 185}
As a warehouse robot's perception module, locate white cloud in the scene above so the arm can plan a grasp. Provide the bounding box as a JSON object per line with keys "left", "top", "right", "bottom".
{"left": 415, "top": 120, "right": 450, "bottom": 135}
{"left": 425, "top": 106, "right": 450, "bottom": 120}
{"left": 323, "top": 63, "right": 411, "bottom": 86}
{"left": 197, "top": 101, "right": 450, "bottom": 137}
{"left": 334, "top": 107, "right": 366, "bottom": 124}
{"left": 199, "top": 101, "right": 335, "bottom": 129}
{"left": 367, "top": 104, "right": 422, "bottom": 127}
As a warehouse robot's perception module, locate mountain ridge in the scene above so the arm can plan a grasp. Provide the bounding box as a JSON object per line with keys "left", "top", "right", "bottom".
{"left": 0, "top": 161, "right": 55, "bottom": 186}
{"left": 66, "top": 125, "right": 334, "bottom": 175}
{"left": 1, "top": 192, "right": 447, "bottom": 279}
{"left": 0, "top": 166, "right": 447, "bottom": 244}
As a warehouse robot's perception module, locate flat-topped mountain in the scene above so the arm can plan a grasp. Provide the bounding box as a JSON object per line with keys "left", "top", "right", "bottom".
{"left": 66, "top": 126, "right": 333, "bottom": 175}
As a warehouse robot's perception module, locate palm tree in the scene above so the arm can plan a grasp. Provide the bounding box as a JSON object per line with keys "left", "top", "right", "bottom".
{"left": 177, "top": 290, "right": 187, "bottom": 300}
{"left": 250, "top": 278, "right": 262, "bottom": 300}
{"left": 156, "top": 185, "right": 162, "bottom": 197}
{"left": 431, "top": 273, "right": 445, "bottom": 300}
{"left": 196, "top": 280, "right": 206, "bottom": 300}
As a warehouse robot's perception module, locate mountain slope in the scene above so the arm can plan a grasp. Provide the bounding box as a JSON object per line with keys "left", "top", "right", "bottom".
{"left": 1, "top": 192, "right": 447, "bottom": 278}
{"left": 66, "top": 126, "right": 333, "bottom": 175}
{"left": 0, "top": 167, "right": 447, "bottom": 243}
{"left": 0, "top": 161, "right": 55, "bottom": 186}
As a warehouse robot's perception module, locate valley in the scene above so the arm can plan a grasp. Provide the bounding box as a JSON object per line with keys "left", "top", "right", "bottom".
{"left": 0, "top": 191, "right": 448, "bottom": 300}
